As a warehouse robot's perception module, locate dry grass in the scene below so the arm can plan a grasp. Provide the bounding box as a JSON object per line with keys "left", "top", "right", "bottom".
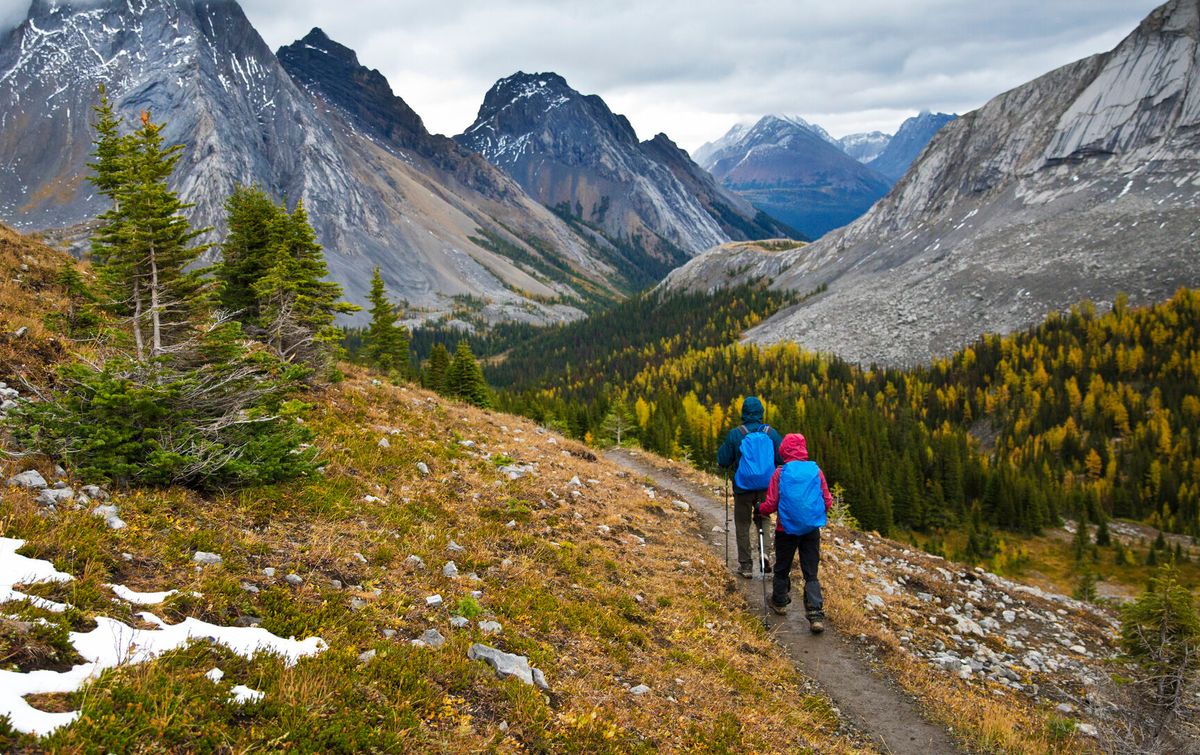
{"left": 1, "top": 366, "right": 873, "bottom": 752}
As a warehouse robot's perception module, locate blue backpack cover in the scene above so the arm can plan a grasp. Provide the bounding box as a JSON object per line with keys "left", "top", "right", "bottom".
{"left": 734, "top": 425, "right": 775, "bottom": 490}
{"left": 777, "top": 460, "right": 827, "bottom": 535}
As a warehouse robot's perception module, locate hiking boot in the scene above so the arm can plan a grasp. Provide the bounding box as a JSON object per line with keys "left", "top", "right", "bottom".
{"left": 809, "top": 618, "right": 825, "bottom": 635}
{"left": 763, "top": 560, "right": 772, "bottom": 574}
{"left": 769, "top": 600, "right": 788, "bottom": 616}
{"left": 738, "top": 567, "right": 754, "bottom": 579}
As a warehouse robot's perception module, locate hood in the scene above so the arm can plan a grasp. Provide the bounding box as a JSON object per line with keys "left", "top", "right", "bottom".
{"left": 740, "top": 396, "right": 764, "bottom": 424}
{"left": 780, "top": 433, "right": 809, "bottom": 462}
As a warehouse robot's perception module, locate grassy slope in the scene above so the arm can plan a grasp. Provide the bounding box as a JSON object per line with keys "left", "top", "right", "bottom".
{"left": 2, "top": 364, "right": 867, "bottom": 752}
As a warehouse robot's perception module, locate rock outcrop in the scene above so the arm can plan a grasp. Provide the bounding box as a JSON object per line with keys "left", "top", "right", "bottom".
{"left": 664, "top": 0, "right": 1200, "bottom": 365}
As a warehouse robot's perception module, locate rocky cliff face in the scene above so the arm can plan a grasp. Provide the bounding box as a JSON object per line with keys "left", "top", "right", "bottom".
{"left": 866, "top": 111, "right": 956, "bottom": 182}
{"left": 0, "top": 1, "right": 619, "bottom": 324}
{"left": 696, "top": 115, "right": 892, "bottom": 238}
{"left": 663, "top": 0, "right": 1200, "bottom": 366}
{"left": 455, "top": 73, "right": 793, "bottom": 282}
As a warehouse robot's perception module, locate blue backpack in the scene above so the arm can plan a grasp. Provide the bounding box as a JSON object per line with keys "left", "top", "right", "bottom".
{"left": 777, "top": 461, "right": 827, "bottom": 535}
{"left": 734, "top": 425, "right": 776, "bottom": 490}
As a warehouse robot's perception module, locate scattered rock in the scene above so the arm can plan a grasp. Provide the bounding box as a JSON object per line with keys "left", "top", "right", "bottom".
{"left": 865, "top": 594, "right": 886, "bottom": 610}
{"left": 478, "top": 620, "right": 502, "bottom": 635}
{"left": 359, "top": 649, "right": 377, "bottom": 663}
{"left": 671, "top": 500, "right": 690, "bottom": 511}
{"left": 262, "top": 567, "right": 276, "bottom": 577}
{"left": 442, "top": 561, "right": 459, "bottom": 579}
{"left": 377, "top": 437, "right": 391, "bottom": 449}
{"left": 80, "top": 485, "right": 109, "bottom": 500}
{"left": 567, "top": 476, "right": 582, "bottom": 487}
{"left": 426, "top": 594, "right": 444, "bottom": 607}
{"left": 447, "top": 540, "right": 465, "bottom": 553}
{"left": 350, "top": 597, "right": 368, "bottom": 610}
{"left": 284, "top": 573, "right": 304, "bottom": 587}
{"left": 404, "top": 555, "right": 426, "bottom": 571}
{"left": 450, "top": 616, "right": 470, "bottom": 629}
{"left": 630, "top": 684, "right": 651, "bottom": 695}
{"left": 1077, "top": 723, "right": 1098, "bottom": 738}
{"left": 8, "top": 470, "right": 47, "bottom": 489}
{"left": 205, "top": 667, "right": 224, "bottom": 683}
{"left": 417, "top": 462, "right": 431, "bottom": 476}
{"left": 241, "top": 582, "right": 259, "bottom": 594}
{"left": 193, "top": 551, "right": 223, "bottom": 566}
{"left": 420, "top": 628, "right": 446, "bottom": 649}
{"left": 532, "top": 668, "right": 549, "bottom": 691}
{"left": 37, "top": 487, "right": 73, "bottom": 506}
{"left": 467, "top": 643, "right": 544, "bottom": 688}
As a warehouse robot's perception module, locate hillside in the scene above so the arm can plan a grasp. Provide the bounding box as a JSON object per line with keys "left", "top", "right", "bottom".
{"left": 663, "top": 0, "right": 1200, "bottom": 365}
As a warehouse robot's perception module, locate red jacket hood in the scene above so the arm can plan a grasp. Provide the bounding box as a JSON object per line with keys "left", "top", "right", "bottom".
{"left": 780, "top": 433, "right": 808, "bottom": 462}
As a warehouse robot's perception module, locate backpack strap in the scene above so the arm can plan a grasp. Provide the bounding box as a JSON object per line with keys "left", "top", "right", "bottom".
{"left": 738, "top": 425, "right": 750, "bottom": 437}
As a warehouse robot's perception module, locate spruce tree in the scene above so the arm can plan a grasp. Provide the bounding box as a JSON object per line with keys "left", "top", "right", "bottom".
{"left": 253, "top": 199, "right": 358, "bottom": 370}
{"left": 216, "top": 185, "right": 278, "bottom": 321}
{"left": 446, "top": 341, "right": 490, "bottom": 407}
{"left": 364, "top": 267, "right": 409, "bottom": 376}
{"left": 425, "top": 343, "right": 450, "bottom": 393}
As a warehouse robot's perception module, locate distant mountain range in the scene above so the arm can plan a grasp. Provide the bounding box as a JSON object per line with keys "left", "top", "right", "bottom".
{"left": 0, "top": 1, "right": 791, "bottom": 323}
{"left": 693, "top": 112, "right": 955, "bottom": 238}
{"left": 455, "top": 72, "right": 797, "bottom": 282}
{"left": 664, "top": 0, "right": 1200, "bottom": 365}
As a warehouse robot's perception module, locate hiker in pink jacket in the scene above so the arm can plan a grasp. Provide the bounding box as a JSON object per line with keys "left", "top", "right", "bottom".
{"left": 757, "top": 433, "right": 833, "bottom": 634}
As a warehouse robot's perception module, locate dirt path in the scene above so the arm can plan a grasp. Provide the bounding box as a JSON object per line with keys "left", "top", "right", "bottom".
{"left": 607, "top": 449, "right": 962, "bottom": 755}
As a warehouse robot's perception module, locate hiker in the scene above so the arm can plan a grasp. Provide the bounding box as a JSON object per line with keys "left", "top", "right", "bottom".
{"left": 757, "top": 432, "right": 832, "bottom": 634}
{"left": 717, "top": 396, "right": 783, "bottom": 579}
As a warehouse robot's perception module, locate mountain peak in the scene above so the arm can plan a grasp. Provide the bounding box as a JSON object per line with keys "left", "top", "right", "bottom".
{"left": 478, "top": 71, "right": 576, "bottom": 116}
{"left": 281, "top": 27, "right": 362, "bottom": 69}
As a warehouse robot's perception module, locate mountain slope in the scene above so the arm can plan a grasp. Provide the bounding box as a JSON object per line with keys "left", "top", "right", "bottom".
{"left": 455, "top": 73, "right": 794, "bottom": 282}
{"left": 698, "top": 115, "right": 892, "bottom": 238}
{"left": 0, "top": 2, "right": 620, "bottom": 324}
{"left": 866, "top": 111, "right": 956, "bottom": 182}
{"left": 839, "top": 131, "right": 892, "bottom": 163}
{"left": 663, "top": 0, "right": 1200, "bottom": 365}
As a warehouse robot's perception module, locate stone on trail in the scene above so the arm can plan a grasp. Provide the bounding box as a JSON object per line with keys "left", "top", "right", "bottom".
{"left": 8, "top": 470, "right": 47, "bottom": 489}
{"left": 421, "top": 628, "right": 446, "bottom": 648}
{"left": 193, "top": 551, "right": 223, "bottom": 566}
{"left": 671, "top": 500, "right": 690, "bottom": 511}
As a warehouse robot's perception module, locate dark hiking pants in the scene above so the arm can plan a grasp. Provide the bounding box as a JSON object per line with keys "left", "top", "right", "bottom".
{"left": 772, "top": 529, "right": 824, "bottom": 618}
{"left": 733, "top": 490, "right": 772, "bottom": 571}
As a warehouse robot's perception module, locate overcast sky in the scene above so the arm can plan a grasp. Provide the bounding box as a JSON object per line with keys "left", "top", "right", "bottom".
{"left": 0, "top": 0, "right": 1164, "bottom": 151}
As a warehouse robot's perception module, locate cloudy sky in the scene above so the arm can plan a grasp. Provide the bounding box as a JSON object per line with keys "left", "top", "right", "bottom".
{"left": 0, "top": 0, "right": 1164, "bottom": 151}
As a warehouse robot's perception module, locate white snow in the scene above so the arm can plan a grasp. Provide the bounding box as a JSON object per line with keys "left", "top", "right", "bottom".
{"left": 106, "top": 583, "right": 178, "bottom": 605}
{"left": 229, "top": 684, "right": 265, "bottom": 704}
{"left": 0, "top": 538, "right": 326, "bottom": 738}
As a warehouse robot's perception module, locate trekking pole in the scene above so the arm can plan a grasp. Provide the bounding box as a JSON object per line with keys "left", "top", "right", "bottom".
{"left": 757, "top": 518, "right": 770, "bottom": 629}
{"left": 723, "top": 470, "right": 730, "bottom": 570}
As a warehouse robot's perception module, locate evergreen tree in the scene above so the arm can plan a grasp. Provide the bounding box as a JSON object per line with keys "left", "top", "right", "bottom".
{"left": 89, "top": 106, "right": 209, "bottom": 360}
{"left": 216, "top": 185, "right": 278, "bottom": 320}
{"left": 598, "top": 401, "right": 637, "bottom": 447}
{"left": 445, "top": 341, "right": 490, "bottom": 407}
{"left": 364, "top": 267, "right": 409, "bottom": 376}
{"left": 1073, "top": 509, "right": 1092, "bottom": 563}
{"left": 1095, "top": 512, "right": 1112, "bottom": 547}
{"left": 425, "top": 343, "right": 450, "bottom": 393}
{"left": 253, "top": 200, "right": 358, "bottom": 371}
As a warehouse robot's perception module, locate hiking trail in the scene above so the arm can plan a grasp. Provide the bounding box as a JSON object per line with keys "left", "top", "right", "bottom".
{"left": 606, "top": 449, "right": 962, "bottom": 755}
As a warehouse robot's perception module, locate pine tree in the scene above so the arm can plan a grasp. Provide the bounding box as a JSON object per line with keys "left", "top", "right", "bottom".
{"left": 253, "top": 199, "right": 358, "bottom": 371}
{"left": 445, "top": 341, "right": 490, "bottom": 407}
{"left": 364, "top": 267, "right": 409, "bottom": 376}
{"left": 425, "top": 343, "right": 450, "bottom": 392}
{"left": 216, "top": 185, "right": 278, "bottom": 321}
{"left": 598, "top": 401, "right": 637, "bottom": 447}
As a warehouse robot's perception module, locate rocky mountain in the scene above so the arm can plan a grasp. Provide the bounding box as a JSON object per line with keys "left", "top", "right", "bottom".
{"left": 696, "top": 114, "right": 892, "bottom": 238}
{"left": 866, "top": 111, "right": 956, "bottom": 182}
{"left": 839, "top": 130, "right": 892, "bottom": 163}
{"left": 0, "top": 1, "right": 622, "bottom": 324}
{"left": 455, "top": 73, "right": 795, "bottom": 282}
{"left": 662, "top": 0, "right": 1200, "bottom": 366}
